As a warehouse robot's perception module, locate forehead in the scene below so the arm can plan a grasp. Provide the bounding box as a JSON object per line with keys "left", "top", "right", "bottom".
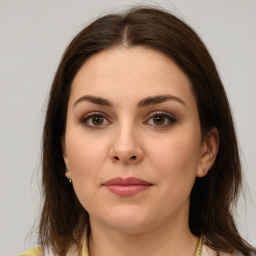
{"left": 69, "top": 46, "right": 195, "bottom": 107}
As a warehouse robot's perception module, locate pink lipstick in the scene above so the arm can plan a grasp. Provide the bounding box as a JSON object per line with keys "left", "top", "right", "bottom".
{"left": 103, "top": 177, "right": 152, "bottom": 197}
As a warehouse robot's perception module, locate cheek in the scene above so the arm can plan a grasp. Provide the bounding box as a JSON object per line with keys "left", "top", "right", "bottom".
{"left": 65, "top": 134, "right": 109, "bottom": 210}
{"left": 65, "top": 132, "right": 109, "bottom": 178}
{"left": 147, "top": 132, "right": 201, "bottom": 180}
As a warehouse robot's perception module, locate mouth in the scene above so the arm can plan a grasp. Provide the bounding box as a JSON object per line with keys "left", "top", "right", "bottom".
{"left": 103, "top": 177, "right": 153, "bottom": 197}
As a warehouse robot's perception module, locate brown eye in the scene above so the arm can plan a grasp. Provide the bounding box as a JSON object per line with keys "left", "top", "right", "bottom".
{"left": 80, "top": 112, "right": 110, "bottom": 127}
{"left": 153, "top": 115, "right": 165, "bottom": 125}
{"left": 146, "top": 113, "right": 176, "bottom": 127}
{"left": 92, "top": 116, "right": 104, "bottom": 126}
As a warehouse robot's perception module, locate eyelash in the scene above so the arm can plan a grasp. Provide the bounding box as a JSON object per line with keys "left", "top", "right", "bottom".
{"left": 146, "top": 112, "right": 177, "bottom": 127}
{"left": 80, "top": 111, "right": 176, "bottom": 128}
{"left": 80, "top": 112, "right": 110, "bottom": 127}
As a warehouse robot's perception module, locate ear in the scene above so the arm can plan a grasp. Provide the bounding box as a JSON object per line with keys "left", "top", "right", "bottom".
{"left": 61, "top": 136, "right": 71, "bottom": 180}
{"left": 197, "top": 127, "right": 219, "bottom": 178}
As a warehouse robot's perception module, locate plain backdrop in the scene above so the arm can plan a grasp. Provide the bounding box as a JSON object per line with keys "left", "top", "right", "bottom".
{"left": 0, "top": 0, "right": 255, "bottom": 255}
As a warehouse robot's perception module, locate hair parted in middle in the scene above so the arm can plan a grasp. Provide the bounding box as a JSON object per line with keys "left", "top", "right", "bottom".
{"left": 39, "top": 6, "right": 254, "bottom": 256}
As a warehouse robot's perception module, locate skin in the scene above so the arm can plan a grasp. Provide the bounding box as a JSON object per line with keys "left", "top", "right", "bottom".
{"left": 63, "top": 46, "right": 219, "bottom": 256}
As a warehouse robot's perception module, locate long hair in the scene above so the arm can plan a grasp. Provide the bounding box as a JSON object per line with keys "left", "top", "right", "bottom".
{"left": 39, "top": 6, "right": 255, "bottom": 256}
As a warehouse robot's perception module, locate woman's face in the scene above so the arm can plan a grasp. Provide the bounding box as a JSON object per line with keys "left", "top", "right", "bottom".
{"left": 63, "top": 46, "right": 215, "bottom": 234}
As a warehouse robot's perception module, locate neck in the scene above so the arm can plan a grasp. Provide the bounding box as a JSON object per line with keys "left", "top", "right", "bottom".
{"left": 88, "top": 218, "right": 199, "bottom": 256}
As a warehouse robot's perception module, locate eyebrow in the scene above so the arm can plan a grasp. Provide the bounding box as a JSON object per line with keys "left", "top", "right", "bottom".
{"left": 73, "top": 94, "right": 186, "bottom": 108}
{"left": 137, "top": 95, "right": 186, "bottom": 108}
{"left": 73, "top": 95, "right": 113, "bottom": 107}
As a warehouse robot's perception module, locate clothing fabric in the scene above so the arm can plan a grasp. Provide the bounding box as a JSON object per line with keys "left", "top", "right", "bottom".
{"left": 16, "top": 238, "right": 246, "bottom": 256}
{"left": 16, "top": 241, "right": 88, "bottom": 256}
{"left": 201, "top": 243, "right": 244, "bottom": 256}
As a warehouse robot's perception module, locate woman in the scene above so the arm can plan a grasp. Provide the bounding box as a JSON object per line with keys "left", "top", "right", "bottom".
{"left": 18, "top": 6, "right": 255, "bottom": 256}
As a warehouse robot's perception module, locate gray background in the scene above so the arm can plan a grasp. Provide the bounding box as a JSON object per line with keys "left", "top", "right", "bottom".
{"left": 0, "top": 0, "right": 255, "bottom": 255}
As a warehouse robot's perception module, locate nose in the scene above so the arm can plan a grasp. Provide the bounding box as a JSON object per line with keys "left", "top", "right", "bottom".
{"left": 109, "top": 124, "right": 144, "bottom": 165}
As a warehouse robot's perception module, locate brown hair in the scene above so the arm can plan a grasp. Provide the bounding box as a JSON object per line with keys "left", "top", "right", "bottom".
{"left": 39, "top": 6, "right": 255, "bottom": 256}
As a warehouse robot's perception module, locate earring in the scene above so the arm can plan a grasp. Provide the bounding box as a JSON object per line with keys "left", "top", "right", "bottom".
{"left": 202, "top": 169, "right": 208, "bottom": 175}
{"left": 65, "top": 169, "right": 72, "bottom": 183}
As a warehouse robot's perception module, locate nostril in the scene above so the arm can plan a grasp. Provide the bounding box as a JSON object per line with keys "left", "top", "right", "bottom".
{"left": 112, "top": 155, "right": 137, "bottom": 161}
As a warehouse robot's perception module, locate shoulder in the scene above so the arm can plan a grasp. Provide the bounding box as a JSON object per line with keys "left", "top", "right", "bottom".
{"left": 16, "top": 243, "right": 88, "bottom": 256}
{"left": 202, "top": 243, "right": 248, "bottom": 256}
{"left": 16, "top": 246, "right": 44, "bottom": 256}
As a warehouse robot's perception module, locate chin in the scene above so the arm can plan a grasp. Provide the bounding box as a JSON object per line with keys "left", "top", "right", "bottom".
{"left": 107, "top": 220, "right": 153, "bottom": 234}
{"left": 97, "top": 207, "right": 156, "bottom": 234}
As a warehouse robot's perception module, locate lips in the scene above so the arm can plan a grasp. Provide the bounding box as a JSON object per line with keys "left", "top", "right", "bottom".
{"left": 103, "top": 177, "right": 152, "bottom": 196}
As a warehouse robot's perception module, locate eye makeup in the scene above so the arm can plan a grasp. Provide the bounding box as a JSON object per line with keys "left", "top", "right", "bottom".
{"left": 80, "top": 111, "right": 111, "bottom": 128}
{"left": 145, "top": 111, "right": 177, "bottom": 128}
{"left": 79, "top": 110, "right": 177, "bottom": 130}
